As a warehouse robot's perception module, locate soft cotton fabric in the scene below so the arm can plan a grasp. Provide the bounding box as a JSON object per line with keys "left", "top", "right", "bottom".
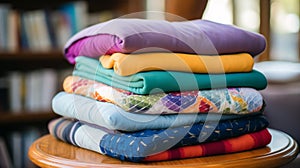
{"left": 64, "top": 19, "right": 266, "bottom": 64}
{"left": 52, "top": 92, "right": 264, "bottom": 131}
{"left": 143, "top": 128, "right": 271, "bottom": 162}
{"left": 100, "top": 52, "right": 254, "bottom": 76}
{"left": 49, "top": 117, "right": 270, "bottom": 162}
{"left": 63, "top": 76, "right": 264, "bottom": 114}
{"left": 73, "top": 56, "right": 267, "bottom": 94}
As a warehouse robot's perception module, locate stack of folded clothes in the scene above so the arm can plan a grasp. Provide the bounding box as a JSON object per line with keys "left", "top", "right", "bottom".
{"left": 48, "top": 18, "right": 272, "bottom": 162}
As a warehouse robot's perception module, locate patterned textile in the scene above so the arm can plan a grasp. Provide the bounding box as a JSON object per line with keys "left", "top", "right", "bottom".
{"left": 52, "top": 92, "right": 263, "bottom": 131}
{"left": 73, "top": 56, "right": 268, "bottom": 94}
{"left": 64, "top": 19, "right": 266, "bottom": 64}
{"left": 99, "top": 52, "right": 254, "bottom": 76}
{"left": 63, "top": 76, "right": 264, "bottom": 114}
{"left": 144, "top": 128, "right": 271, "bottom": 161}
{"left": 49, "top": 117, "right": 270, "bottom": 162}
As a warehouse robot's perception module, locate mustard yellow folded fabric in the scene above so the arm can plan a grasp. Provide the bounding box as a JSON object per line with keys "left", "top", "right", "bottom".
{"left": 100, "top": 53, "right": 254, "bottom": 76}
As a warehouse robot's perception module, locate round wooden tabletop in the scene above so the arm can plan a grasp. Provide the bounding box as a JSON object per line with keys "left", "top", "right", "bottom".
{"left": 28, "top": 129, "right": 299, "bottom": 168}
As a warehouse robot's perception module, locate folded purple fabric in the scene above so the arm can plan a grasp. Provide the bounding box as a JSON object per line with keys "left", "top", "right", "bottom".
{"left": 64, "top": 19, "right": 266, "bottom": 64}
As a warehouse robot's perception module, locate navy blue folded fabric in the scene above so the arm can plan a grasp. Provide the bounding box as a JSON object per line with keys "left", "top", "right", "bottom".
{"left": 49, "top": 115, "right": 269, "bottom": 162}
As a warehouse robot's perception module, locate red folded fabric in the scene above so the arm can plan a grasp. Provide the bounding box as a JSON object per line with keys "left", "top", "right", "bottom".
{"left": 144, "top": 128, "right": 271, "bottom": 161}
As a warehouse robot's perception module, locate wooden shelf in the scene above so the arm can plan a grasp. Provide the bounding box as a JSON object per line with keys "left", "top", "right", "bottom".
{"left": 0, "top": 50, "right": 72, "bottom": 71}
{"left": 0, "top": 112, "right": 59, "bottom": 125}
{"left": 0, "top": 50, "right": 64, "bottom": 60}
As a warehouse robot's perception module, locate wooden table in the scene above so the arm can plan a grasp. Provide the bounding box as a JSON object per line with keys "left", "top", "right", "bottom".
{"left": 28, "top": 129, "right": 299, "bottom": 168}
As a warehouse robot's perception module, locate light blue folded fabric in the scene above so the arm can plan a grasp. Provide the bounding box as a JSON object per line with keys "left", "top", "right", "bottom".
{"left": 73, "top": 56, "right": 267, "bottom": 94}
{"left": 52, "top": 92, "right": 262, "bottom": 131}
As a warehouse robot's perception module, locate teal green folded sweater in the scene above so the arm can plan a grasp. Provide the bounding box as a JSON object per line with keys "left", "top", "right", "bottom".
{"left": 73, "top": 56, "right": 267, "bottom": 94}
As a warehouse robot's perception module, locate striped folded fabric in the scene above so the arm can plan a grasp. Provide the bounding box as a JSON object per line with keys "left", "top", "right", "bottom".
{"left": 63, "top": 76, "right": 264, "bottom": 114}
{"left": 144, "top": 128, "right": 271, "bottom": 162}
{"left": 48, "top": 117, "right": 271, "bottom": 162}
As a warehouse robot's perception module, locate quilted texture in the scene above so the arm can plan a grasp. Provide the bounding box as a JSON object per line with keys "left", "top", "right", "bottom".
{"left": 63, "top": 76, "right": 264, "bottom": 114}
{"left": 52, "top": 92, "right": 263, "bottom": 131}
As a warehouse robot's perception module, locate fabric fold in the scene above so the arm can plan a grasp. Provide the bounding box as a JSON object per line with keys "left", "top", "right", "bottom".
{"left": 63, "top": 76, "right": 264, "bottom": 114}
{"left": 64, "top": 19, "right": 266, "bottom": 64}
{"left": 73, "top": 56, "right": 267, "bottom": 94}
{"left": 52, "top": 92, "right": 264, "bottom": 131}
{"left": 99, "top": 52, "right": 254, "bottom": 76}
{"left": 49, "top": 117, "right": 271, "bottom": 162}
{"left": 144, "top": 128, "right": 271, "bottom": 162}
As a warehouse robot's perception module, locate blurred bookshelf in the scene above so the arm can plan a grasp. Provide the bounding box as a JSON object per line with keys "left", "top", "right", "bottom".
{"left": 0, "top": 111, "right": 58, "bottom": 126}
{"left": 0, "top": 0, "right": 145, "bottom": 167}
{"left": 0, "top": 50, "right": 63, "bottom": 59}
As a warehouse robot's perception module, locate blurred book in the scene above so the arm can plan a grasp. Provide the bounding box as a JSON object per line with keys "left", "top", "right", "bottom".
{"left": 0, "top": 137, "right": 13, "bottom": 168}
{"left": 0, "top": 4, "right": 11, "bottom": 51}
{"left": 24, "top": 69, "right": 58, "bottom": 112}
{"left": 9, "top": 131, "right": 22, "bottom": 168}
{"left": 22, "top": 128, "right": 41, "bottom": 168}
{"left": 7, "top": 71, "right": 24, "bottom": 113}
{"left": 0, "top": 76, "right": 9, "bottom": 112}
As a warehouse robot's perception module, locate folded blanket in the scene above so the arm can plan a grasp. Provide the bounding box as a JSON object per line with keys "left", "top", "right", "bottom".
{"left": 100, "top": 52, "right": 254, "bottom": 76}
{"left": 74, "top": 56, "right": 267, "bottom": 94}
{"left": 64, "top": 19, "right": 266, "bottom": 64}
{"left": 52, "top": 92, "right": 264, "bottom": 131}
{"left": 63, "top": 76, "right": 264, "bottom": 114}
{"left": 49, "top": 117, "right": 270, "bottom": 162}
{"left": 144, "top": 128, "right": 271, "bottom": 162}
